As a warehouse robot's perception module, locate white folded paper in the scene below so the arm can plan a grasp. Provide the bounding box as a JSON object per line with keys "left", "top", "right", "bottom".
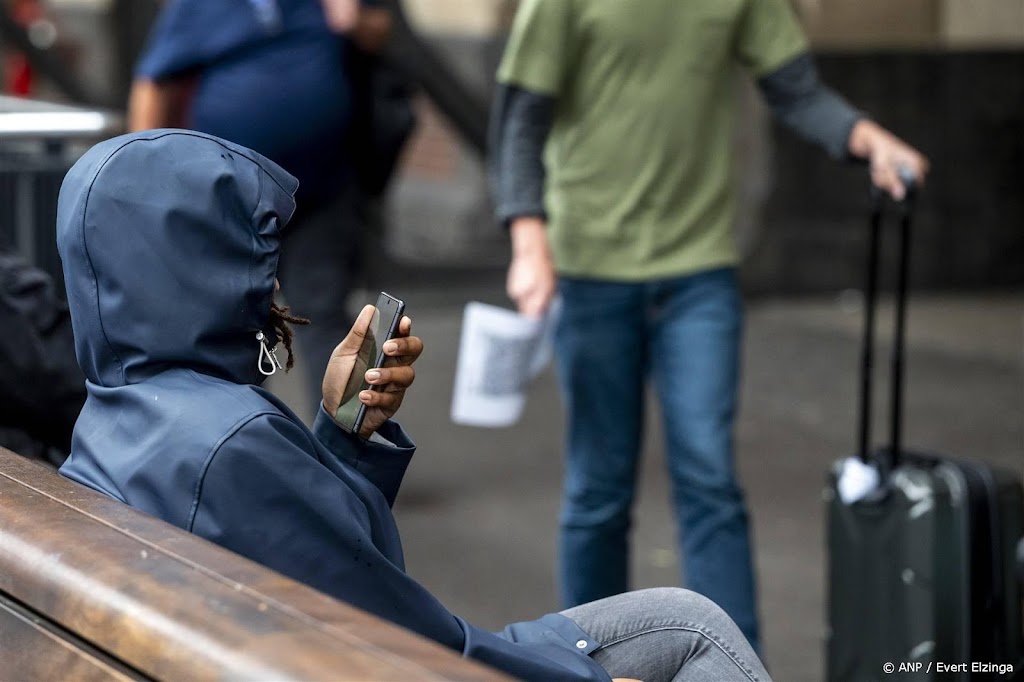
{"left": 450, "top": 300, "right": 560, "bottom": 427}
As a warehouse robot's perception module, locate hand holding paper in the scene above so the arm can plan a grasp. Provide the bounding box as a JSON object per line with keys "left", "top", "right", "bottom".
{"left": 450, "top": 300, "right": 560, "bottom": 427}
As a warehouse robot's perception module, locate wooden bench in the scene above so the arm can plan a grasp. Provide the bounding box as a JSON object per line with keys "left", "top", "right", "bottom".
{"left": 0, "top": 447, "right": 510, "bottom": 681}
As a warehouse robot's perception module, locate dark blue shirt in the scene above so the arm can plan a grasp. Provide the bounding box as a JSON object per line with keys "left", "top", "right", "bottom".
{"left": 136, "top": 0, "right": 361, "bottom": 201}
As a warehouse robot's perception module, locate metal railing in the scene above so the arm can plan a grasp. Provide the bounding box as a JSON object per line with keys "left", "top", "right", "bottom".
{"left": 0, "top": 95, "right": 122, "bottom": 140}
{"left": 0, "top": 96, "right": 123, "bottom": 288}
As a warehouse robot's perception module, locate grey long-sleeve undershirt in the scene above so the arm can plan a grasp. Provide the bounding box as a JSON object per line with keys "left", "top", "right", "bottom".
{"left": 490, "top": 52, "right": 864, "bottom": 225}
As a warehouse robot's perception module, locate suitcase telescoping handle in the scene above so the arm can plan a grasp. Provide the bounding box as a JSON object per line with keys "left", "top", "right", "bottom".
{"left": 857, "top": 168, "right": 917, "bottom": 471}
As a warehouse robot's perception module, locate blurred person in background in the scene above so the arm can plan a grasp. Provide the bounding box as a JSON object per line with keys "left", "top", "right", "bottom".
{"left": 128, "top": 0, "right": 412, "bottom": 413}
{"left": 0, "top": 250, "right": 85, "bottom": 465}
{"left": 490, "top": 0, "right": 929, "bottom": 654}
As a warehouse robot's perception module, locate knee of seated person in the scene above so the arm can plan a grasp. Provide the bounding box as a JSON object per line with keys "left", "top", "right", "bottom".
{"left": 633, "top": 587, "right": 730, "bottom": 620}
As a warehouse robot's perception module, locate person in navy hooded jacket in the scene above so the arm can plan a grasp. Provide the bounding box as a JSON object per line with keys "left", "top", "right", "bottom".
{"left": 56, "top": 130, "right": 772, "bottom": 682}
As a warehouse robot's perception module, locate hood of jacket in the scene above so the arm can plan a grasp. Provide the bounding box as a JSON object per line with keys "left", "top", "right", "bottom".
{"left": 57, "top": 129, "right": 299, "bottom": 387}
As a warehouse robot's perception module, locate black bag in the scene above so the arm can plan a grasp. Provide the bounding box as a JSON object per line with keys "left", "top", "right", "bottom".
{"left": 825, "top": 184, "right": 1024, "bottom": 681}
{"left": 0, "top": 250, "right": 85, "bottom": 461}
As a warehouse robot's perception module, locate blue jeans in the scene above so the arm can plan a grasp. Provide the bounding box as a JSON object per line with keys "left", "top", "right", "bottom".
{"left": 555, "top": 268, "right": 759, "bottom": 651}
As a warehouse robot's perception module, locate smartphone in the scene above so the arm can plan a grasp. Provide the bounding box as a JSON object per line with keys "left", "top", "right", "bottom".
{"left": 334, "top": 292, "right": 405, "bottom": 436}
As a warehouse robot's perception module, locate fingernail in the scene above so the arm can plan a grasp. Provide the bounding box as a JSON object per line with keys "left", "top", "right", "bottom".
{"left": 366, "top": 370, "right": 381, "bottom": 381}
{"left": 359, "top": 391, "right": 372, "bottom": 402}
{"left": 383, "top": 342, "right": 398, "bottom": 353}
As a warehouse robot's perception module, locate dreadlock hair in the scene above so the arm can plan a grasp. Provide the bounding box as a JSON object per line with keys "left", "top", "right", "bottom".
{"left": 268, "top": 303, "right": 310, "bottom": 371}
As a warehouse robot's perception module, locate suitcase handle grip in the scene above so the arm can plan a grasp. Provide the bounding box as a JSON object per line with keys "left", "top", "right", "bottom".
{"left": 898, "top": 165, "right": 919, "bottom": 202}
{"left": 868, "top": 166, "right": 918, "bottom": 203}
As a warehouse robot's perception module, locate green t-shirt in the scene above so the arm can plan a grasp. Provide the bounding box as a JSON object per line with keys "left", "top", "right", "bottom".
{"left": 498, "top": 0, "right": 808, "bottom": 281}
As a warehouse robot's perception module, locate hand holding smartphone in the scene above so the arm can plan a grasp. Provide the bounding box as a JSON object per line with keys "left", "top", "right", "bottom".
{"left": 333, "top": 292, "right": 405, "bottom": 435}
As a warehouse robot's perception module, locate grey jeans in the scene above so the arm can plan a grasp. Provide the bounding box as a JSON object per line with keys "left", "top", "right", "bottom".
{"left": 561, "top": 588, "right": 771, "bottom": 682}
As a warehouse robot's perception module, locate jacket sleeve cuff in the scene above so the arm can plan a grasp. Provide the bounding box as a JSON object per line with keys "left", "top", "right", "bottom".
{"left": 496, "top": 203, "right": 548, "bottom": 229}
{"left": 313, "top": 404, "right": 416, "bottom": 506}
{"left": 457, "top": 617, "right": 611, "bottom": 681}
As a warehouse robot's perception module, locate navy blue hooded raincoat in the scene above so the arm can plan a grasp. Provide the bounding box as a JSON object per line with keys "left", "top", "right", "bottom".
{"left": 56, "top": 130, "right": 610, "bottom": 681}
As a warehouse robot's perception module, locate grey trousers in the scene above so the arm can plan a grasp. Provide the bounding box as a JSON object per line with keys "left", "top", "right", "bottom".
{"left": 561, "top": 588, "right": 772, "bottom": 682}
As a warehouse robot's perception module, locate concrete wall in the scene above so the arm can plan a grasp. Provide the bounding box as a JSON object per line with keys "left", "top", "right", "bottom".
{"left": 404, "top": 0, "right": 1024, "bottom": 46}
{"left": 403, "top": 0, "right": 515, "bottom": 35}
{"left": 797, "top": 0, "right": 1024, "bottom": 48}
{"left": 385, "top": 35, "right": 504, "bottom": 267}
{"left": 942, "top": 0, "right": 1024, "bottom": 47}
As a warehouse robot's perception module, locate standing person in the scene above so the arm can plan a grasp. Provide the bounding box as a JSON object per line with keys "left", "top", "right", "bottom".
{"left": 128, "top": 0, "right": 401, "bottom": 413}
{"left": 490, "top": 0, "right": 929, "bottom": 653}
{"left": 56, "top": 129, "right": 776, "bottom": 682}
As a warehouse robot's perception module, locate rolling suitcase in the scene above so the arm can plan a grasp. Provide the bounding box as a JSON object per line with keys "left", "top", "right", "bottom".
{"left": 825, "top": 181, "right": 1024, "bottom": 681}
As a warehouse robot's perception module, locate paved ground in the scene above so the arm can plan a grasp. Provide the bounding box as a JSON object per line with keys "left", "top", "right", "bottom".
{"left": 269, "top": 270, "right": 1023, "bottom": 682}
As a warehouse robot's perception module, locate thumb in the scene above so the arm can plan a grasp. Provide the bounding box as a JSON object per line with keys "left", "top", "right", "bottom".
{"left": 337, "top": 305, "right": 376, "bottom": 356}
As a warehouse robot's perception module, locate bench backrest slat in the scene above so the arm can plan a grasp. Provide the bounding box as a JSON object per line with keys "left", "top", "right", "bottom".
{"left": 0, "top": 593, "right": 147, "bottom": 681}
